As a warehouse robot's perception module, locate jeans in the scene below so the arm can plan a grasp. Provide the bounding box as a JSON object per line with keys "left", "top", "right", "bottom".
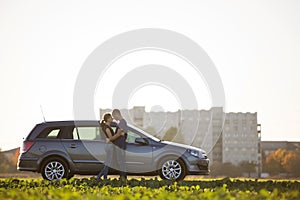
{"left": 97, "top": 143, "right": 113, "bottom": 179}
{"left": 115, "top": 146, "right": 126, "bottom": 178}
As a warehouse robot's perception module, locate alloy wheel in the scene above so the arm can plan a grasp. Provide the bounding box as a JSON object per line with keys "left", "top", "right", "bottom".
{"left": 44, "top": 161, "right": 65, "bottom": 180}
{"left": 161, "top": 159, "right": 182, "bottom": 180}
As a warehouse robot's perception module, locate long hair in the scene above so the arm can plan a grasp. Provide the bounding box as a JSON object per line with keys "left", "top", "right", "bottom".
{"left": 100, "top": 113, "right": 111, "bottom": 131}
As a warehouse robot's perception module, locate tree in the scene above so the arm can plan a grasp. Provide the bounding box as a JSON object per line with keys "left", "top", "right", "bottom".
{"left": 0, "top": 148, "right": 19, "bottom": 173}
{"left": 210, "top": 162, "right": 243, "bottom": 177}
{"left": 264, "top": 149, "right": 287, "bottom": 175}
{"left": 162, "top": 127, "right": 184, "bottom": 144}
{"left": 239, "top": 161, "right": 257, "bottom": 177}
{"left": 282, "top": 150, "right": 300, "bottom": 177}
{"left": 0, "top": 149, "right": 10, "bottom": 172}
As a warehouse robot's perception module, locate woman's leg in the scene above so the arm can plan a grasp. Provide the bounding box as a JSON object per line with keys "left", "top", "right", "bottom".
{"left": 101, "top": 143, "right": 114, "bottom": 179}
{"left": 115, "top": 146, "right": 126, "bottom": 179}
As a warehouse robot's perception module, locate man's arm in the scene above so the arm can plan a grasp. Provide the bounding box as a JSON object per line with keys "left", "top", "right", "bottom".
{"left": 108, "top": 119, "right": 128, "bottom": 141}
{"left": 109, "top": 129, "right": 124, "bottom": 141}
{"left": 118, "top": 119, "right": 128, "bottom": 134}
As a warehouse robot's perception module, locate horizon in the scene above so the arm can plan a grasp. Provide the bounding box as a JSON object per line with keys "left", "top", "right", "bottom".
{"left": 2, "top": 139, "right": 300, "bottom": 152}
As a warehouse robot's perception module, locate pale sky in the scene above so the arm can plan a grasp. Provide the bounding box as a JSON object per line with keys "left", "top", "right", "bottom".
{"left": 1, "top": 0, "right": 300, "bottom": 150}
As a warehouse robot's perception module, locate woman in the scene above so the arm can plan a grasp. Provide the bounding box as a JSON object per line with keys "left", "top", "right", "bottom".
{"left": 96, "top": 113, "right": 124, "bottom": 180}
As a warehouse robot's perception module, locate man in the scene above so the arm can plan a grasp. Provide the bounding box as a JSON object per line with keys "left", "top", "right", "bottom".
{"left": 112, "top": 109, "right": 128, "bottom": 181}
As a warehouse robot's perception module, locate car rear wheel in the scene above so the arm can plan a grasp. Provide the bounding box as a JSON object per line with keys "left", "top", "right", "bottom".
{"left": 66, "top": 173, "right": 74, "bottom": 180}
{"left": 159, "top": 157, "right": 186, "bottom": 181}
{"left": 41, "top": 158, "right": 69, "bottom": 181}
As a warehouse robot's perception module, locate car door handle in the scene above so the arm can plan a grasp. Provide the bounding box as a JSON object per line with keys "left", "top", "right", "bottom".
{"left": 70, "top": 144, "right": 77, "bottom": 148}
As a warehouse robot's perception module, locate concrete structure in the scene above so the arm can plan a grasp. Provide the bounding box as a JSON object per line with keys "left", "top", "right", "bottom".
{"left": 100, "top": 107, "right": 261, "bottom": 173}
{"left": 222, "top": 112, "right": 261, "bottom": 165}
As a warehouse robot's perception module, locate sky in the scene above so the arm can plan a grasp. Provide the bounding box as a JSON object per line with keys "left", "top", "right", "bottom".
{"left": 1, "top": 0, "right": 300, "bottom": 150}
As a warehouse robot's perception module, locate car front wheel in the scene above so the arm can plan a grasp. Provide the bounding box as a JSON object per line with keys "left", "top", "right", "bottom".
{"left": 159, "top": 157, "right": 186, "bottom": 181}
{"left": 41, "top": 158, "right": 69, "bottom": 181}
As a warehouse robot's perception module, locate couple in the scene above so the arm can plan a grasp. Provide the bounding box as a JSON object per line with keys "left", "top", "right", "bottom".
{"left": 97, "top": 109, "right": 128, "bottom": 180}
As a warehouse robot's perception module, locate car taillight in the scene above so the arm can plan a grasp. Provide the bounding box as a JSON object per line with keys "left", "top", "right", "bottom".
{"left": 22, "top": 141, "right": 35, "bottom": 153}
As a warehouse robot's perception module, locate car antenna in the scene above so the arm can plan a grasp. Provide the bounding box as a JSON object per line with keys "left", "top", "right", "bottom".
{"left": 40, "top": 105, "right": 46, "bottom": 122}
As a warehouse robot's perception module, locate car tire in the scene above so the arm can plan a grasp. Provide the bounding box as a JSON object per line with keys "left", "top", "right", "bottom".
{"left": 158, "top": 157, "right": 186, "bottom": 181}
{"left": 66, "top": 173, "right": 74, "bottom": 180}
{"left": 41, "top": 157, "right": 69, "bottom": 181}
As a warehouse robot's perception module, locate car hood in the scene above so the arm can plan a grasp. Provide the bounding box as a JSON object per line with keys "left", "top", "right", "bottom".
{"left": 161, "top": 141, "right": 206, "bottom": 154}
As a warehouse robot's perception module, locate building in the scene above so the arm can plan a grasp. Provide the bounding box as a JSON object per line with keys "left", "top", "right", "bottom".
{"left": 100, "top": 107, "right": 261, "bottom": 173}
{"left": 223, "top": 112, "right": 261, "bottom": 165}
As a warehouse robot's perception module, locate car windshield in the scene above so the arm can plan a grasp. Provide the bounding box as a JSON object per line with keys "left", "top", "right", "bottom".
{"left": 128, "top": 124, "right": 160, "bottom": 142}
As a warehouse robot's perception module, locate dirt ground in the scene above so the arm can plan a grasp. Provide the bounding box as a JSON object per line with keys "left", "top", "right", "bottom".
{"left": 0, "top": 172, "right": 210, "bottom": 180}
{"left": 0, "top": 172, "right": 41, "bottom": 179}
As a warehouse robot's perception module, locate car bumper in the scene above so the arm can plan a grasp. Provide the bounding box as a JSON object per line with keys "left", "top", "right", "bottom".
{"left": 17, "top": 156, "right": 38, "bottom": 172}
{"left": 187, "top": 158, "right": 210, "bottom": 175}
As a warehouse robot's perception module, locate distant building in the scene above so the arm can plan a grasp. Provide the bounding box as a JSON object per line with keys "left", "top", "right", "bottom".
{"left": 100, "top": 107, "right": 261, "bottom": 175}
{"left": 223, "top": 112, "right": 261, "bottom": 165}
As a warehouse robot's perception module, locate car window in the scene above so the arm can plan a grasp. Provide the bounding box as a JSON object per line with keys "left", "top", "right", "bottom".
{"left": 126, "top": 130, "right": 141, "bottom": 144}
{"left": 37, "top": 127, "right": 61, "bottom": 139}
{"left": 47, "top": 129, "right": 60, "bottom": 139}
{"left": 72, "top": 127, "right": 79, "bottom": 140}
{"left": 110, "top": 125, "right": 142, "bottom": 143}
{"left": 73, "top": 126, "right": 104, "bottom": 141}
{"left": 111, "top": 126, "right": 117, "bottom": 133}
{"left": 59, "top": 126, "right": 77, "bottom": 140}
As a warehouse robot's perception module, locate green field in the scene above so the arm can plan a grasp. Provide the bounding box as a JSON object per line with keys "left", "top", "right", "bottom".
{"left": 1, "top": 178, "right": 300, "bottom": 200}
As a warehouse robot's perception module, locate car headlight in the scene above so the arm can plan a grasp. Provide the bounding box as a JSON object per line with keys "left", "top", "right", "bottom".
{"left": 201, "top": 151, "right": 207, "bottom": 159}
{"left": 187, "top": 149, "right": 200, "bottom": 158}
{"left": 188, "top": 149, "right": 207, "bottom": 159}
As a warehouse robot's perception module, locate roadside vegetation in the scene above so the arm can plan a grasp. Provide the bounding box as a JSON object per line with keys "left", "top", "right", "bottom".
{"left": 1, "top": 178, "right": 300, "bottom": 200}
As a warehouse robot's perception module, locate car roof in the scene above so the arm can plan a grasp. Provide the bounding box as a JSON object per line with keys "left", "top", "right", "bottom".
{"left": 37, "top": 120, "right": 101, "bottom": 127}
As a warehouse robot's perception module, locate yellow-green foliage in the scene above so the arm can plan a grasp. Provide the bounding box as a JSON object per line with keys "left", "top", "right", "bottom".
{"left": 0, "top": 178, "right": 300, "bottom": 200}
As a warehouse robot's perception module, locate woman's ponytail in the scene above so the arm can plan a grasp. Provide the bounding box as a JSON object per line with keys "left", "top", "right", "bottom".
{"left": 100, "top": 119, "right": 106, "bottom": 130}
{"left": 100, "top": 113, "right": 112, "bottom": 132}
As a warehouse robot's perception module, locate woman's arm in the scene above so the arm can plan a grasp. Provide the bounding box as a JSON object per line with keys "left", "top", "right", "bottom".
{"left": 109, "top": 129, "right": 124, "bottom": 141}
{"left": 105, "top": 128, "right": 113, "bottom": 141}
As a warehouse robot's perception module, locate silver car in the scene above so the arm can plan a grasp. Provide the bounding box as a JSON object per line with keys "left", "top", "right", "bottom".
{"left": 18, "top": 121, "right": 209, "bottom": 181}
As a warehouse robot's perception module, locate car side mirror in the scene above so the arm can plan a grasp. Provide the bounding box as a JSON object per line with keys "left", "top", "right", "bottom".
{"left": 135, "top": 138, "right": 148, "bottom": 145}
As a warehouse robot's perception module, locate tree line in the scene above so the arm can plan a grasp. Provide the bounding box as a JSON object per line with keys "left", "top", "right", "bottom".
{"left": 0, "top": 148, "right": 19, "bottom": 173}
{"left": 210, "top": 148, "right": 300, "bottom": 178}
{"left": 263, "top": 148, "right": 300, "bottom": 177}
{"left": 145, "top": 126, "right": 300, "bottom": 178}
